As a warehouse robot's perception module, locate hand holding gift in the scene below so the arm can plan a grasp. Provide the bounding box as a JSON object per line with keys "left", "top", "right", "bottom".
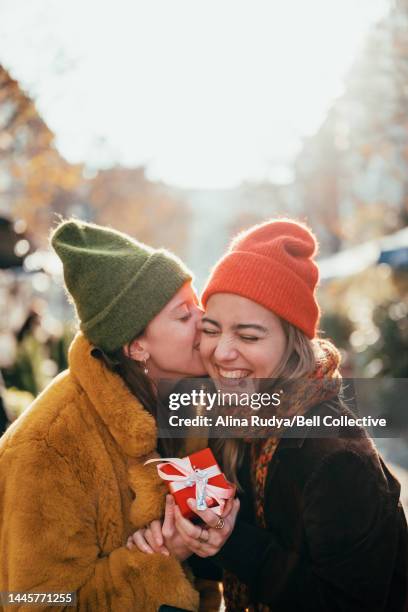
{"left": 172, "top": 494, "right": 240, "bottom": 558}
{"left": 127, "top": 492, "right": 239, "bottom": 560}
{"left": 127, "top": 448, "right": 238, "bottom": 559}
{"left": 127, "top": 494, "right": 192, "bottom": 561}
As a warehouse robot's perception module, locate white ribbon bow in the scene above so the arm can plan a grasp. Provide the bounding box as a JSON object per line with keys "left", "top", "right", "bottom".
{"left": 145, "top": 456, "right": 234, "bottom": 514}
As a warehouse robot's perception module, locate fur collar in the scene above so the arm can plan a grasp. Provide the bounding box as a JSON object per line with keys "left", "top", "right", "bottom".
{"left": 68, "top": 332, "right": 157, "bottom": 459}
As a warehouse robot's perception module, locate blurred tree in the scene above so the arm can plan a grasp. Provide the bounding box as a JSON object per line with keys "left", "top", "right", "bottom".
{"left": 294, "top": 0, "right": 408, "bottom": 251}
{"left": 0, "top": 65, "right": 35, "bottom": 153}
{"left": 363, "top": 297, "right": 408, "bottom": 377}
{"left": 49, "top": 325, "right": 74, "bottom": 373}
{"left": 227, "top": 181, "right": 296, "bottom": 238}
{"left": 294, "top": 110, "right": 344, "bottom": 256}
{"left": 3, "top": 334, "right": 46, "bottom": 396}
{"left": 86, "top": 167, "right": 191, "bottom": 257}
{"left": 0, "top": 64, "right": 83, "bottom": 245}
{"left": 320, "top": 311, "right": 354, "bottom": 350}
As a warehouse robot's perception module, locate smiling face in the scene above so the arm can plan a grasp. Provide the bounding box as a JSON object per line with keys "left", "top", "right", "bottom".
{"left": 199, "top": 293, "right": 288, "bottom": 382}
{"left": 131, "top": 281, "right": 206, "bottom": 379}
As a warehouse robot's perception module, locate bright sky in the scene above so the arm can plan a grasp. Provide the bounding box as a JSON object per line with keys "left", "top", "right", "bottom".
{"left": 0, "top": 0, "right": 388, "bottom": 189}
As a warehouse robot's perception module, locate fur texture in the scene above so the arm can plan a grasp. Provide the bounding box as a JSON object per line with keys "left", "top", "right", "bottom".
{"left": 0, "top": 333, "right": 198, "bottom": 611}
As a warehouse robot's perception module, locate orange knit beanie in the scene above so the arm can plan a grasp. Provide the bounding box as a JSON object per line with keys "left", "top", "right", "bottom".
{"left": 201, "top": 219, "right": 320, "bottom": 338}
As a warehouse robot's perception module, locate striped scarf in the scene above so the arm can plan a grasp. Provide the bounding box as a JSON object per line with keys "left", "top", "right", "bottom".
{"left": 223, "top": 339, "right": 342, "bottom": 612}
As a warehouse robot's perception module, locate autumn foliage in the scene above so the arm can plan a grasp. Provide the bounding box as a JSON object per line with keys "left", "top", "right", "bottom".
{"left": 0, "top": 64, "right": 190, "bottom": 253}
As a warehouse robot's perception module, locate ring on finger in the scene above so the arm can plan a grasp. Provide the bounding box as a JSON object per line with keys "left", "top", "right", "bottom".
{"left": 214, "top": 517, "right": 225, "bottom": 530}
{"left": 198, "top": 527, "right": 209, "bottom": 543}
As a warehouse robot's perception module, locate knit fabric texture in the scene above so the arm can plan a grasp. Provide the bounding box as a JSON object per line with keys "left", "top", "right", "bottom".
{"left": 201, "top": 218, "right": 320, "bottom": 338}
{"left": 51, "top": 220, "right": 192, "bottom": 351}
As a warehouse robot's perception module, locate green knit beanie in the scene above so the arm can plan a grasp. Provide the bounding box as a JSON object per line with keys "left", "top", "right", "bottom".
{"left": 51, "top": 219, "right": 193, "bottom": 352}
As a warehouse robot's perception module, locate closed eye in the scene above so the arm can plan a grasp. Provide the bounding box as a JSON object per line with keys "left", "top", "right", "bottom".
{"left": 201, "top": 328, "right": 219, "bottom": 335}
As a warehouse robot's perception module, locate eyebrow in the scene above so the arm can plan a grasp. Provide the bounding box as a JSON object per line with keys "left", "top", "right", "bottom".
{"left": 201, "top": 317, "right": 267, "bottom": 333}
{"left": 235, "top": 324, "right": 268, "bottom": 333}
{"left": 201, "top": 317, "right": 221, "bottom": 327}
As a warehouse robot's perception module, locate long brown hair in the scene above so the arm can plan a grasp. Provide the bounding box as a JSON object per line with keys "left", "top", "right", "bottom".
{"left": 211, "top": 320, "right": 318, "bottom": 489}
{"left": 95, "top": 344, "right": 184, "bottom": 457}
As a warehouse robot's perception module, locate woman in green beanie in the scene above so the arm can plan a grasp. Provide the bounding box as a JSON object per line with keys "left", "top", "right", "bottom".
{"left": 0, "top": 219, "right": 205, "bottom": 612}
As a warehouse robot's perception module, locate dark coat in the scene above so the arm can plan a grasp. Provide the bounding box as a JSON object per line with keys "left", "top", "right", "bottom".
{"left": 213, "top": 400, "right": 408, "bottom": 611}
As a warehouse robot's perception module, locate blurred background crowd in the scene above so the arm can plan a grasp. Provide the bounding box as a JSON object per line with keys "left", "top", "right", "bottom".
{"left": 0, "top": 0, "right": 407, "bottom": 503}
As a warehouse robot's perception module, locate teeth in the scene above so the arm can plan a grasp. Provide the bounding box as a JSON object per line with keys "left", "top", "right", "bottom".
{"left": 218, "top": 368, "right": 249, "bottom": 379}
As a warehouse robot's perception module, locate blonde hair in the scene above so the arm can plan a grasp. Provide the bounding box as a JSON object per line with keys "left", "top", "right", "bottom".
{"left": 212, "top": 320, "right": 318, "bottom": 489}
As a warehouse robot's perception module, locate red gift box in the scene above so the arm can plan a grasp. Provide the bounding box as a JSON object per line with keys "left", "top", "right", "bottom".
{"left": 147, "top": 447, "right": 235, "bottom": 520}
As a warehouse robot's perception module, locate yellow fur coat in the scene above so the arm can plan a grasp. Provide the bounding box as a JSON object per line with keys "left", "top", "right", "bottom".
{"left": 0, "top": 333, "right": 199, "bottom": 611}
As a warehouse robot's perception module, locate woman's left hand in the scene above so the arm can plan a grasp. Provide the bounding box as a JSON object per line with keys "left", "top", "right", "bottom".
{"left": 173, "top": 497, "right": 240, "bottom": 558}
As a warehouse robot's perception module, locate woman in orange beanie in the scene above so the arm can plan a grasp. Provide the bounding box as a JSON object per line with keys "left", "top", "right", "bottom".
{"left": 133, "top": 218, "right": 408, "bottom": 611}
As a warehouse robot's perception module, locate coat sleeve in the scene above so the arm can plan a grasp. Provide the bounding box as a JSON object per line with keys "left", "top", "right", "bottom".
{"left": 213, "top": 449, "right": 404, "bottom": 611}
{"left": 1, "top": 442, "right": 198, "bottom": 612}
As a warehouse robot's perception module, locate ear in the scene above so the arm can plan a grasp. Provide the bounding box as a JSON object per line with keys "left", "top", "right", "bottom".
{"left": 123, "top": 339, "right": 149, "bottom": 363}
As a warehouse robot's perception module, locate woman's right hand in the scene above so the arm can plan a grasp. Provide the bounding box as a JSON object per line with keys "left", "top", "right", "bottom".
{"left": 127, "top": 495, "right": 192, "bottom": 562}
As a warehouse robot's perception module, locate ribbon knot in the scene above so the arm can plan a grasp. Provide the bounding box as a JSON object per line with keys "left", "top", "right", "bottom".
{"left": 145, "top": 455, "right": 234, "bottom": 514}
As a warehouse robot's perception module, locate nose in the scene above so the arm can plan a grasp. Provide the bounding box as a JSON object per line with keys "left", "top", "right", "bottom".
{"left": 213, "top": 335, "right": 239, "bottom": 362}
